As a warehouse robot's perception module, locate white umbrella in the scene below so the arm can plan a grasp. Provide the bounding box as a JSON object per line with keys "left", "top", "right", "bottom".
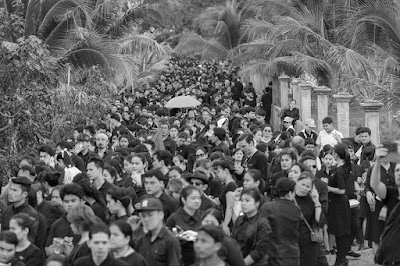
{"left": 165, "top": 96, "right": 201, "bottom": 108}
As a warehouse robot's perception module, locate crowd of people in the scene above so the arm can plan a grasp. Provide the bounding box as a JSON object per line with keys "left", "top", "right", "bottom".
{"left": 0, "top": 58, "right": 399, "bottom": 266}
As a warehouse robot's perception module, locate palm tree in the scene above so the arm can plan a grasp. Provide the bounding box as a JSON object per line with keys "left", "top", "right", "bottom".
{"left": 0, "top": 0, "right": 170, "bottom": 87}
{"left": 341, "top": 0, "right": 400, "bottom": 111}
{"left": 236, "top": 0, "right": 378, "bottom": 95}
{"left": 175, "top": 0, "right": 252, "bottom": 61}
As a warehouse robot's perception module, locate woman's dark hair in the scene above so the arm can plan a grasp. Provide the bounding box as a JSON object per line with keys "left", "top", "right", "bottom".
{"left": 119, "top": 134, "right": 130, "bottom": 141}
{"left": 241, "top": 187, "right": 262, "bottom": 203}
{"left": 0, "top": 231, "right": 18, "bottom": 246}
{"left": 72, "top": 173, "right": 108, "bottom": 214}
{"left": 196, "top": 224, "right": 225, "bottom": 243}
{"left": 10, "top": 213, "right": 36, "bottom": 240}
{"left": 56, "top": 151, "right": 74, "bottom": 167}
{"left": 334, "top": 143, "right": 351, "bottom": 173}
{"left": 210, "top": 151, "right": 225, "bottom": 161}
{"left": 60, "top": 183, "right": 85, "bottom": 200}
{"left": 169, "top": 166, "right": 183, "bottom": 175}
{"left": 211, "top": 158, "right": 235, "bottom": 175}
{"left": 103, "top": 165, "right": 118, "bottom": 183}
{"left": 280, "top": 148, "right": 298, "bottom": 162}
{"left": 180, "top": 185, "right": 201, "bottom": 205}
{"left": 107, "top": 187, "right": 133, "bottom": 212}
{"left": 290, "top": 162, "right": 309, "bottom": 172}
{"left": 108, "top": 159, "right": 123, "bottom": 175}
{"left": 319, "top": 145, "right": 333, "bottom": 159}
{"left": 110, "top": 220, "right": 132, "bottom": 240}
{"left": 201, "top": 208, "right": 223, "bottom": 224}
{"left": 245, "top": 169, "right": 265, "bottom": 192}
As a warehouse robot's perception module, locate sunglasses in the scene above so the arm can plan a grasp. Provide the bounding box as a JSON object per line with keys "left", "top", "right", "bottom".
{"left": 190, "top": 181, "right": 203, "bottom": 186}
{"left": 196, "top": 153, "right": 205, "bottom": 158}
{"left": 309, "top": 165, "right": 317, "bottom": 168}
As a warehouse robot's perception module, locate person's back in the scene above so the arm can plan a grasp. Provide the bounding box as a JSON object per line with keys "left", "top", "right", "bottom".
{"left": 260, "top": 199, "right": 301, "bottom": 259}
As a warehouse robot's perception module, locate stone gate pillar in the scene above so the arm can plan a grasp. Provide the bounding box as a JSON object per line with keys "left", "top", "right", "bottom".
{"left": 314, "top": 86, "right": 331, "bottom": 132}
{"left": 360, "top": 100, "right": 384, "bottom": 145}
{"left": 278, "top": 74, "right": 290, "bottom": 110}
{"left": 299, "top": 82, "right": 312, "bottom": 123}
{"left": 333, "top": 92, "right": 353, "bottom": 137}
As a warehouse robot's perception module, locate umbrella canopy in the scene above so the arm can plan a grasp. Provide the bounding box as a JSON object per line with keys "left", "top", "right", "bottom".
{"left": 164, "top": 96, "right": 201, "bottom": 108}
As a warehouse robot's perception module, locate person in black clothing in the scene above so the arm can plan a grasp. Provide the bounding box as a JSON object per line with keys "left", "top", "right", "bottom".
{"left": 109, "top": 221, "right": 147, "bottom": 266}
{"left": 370, "top": 146, "right": 400, "bottom": 265}
{"left": 236, "top": 134, "right": 269, "bottom": 182}
{"left": 260, "top": 178, "right": 301, "bottom": 266}
{"left": 0, "top": 231, "right": 25, "bottom": 266}
{"left": 328, "top": 144, "right": 352, "bottom": 266}
{"left": 73, "top": 223, "right": 127, "bottom": 266}
{"left": 193, "top": 225, "right": 227, "bottom": 266}
{"left": 281, "top": 99, "right": 300, "bottom": 126}
{"left": 86, "top": 157, "right": 115, "bottom": 203}
{"left": 45, "top": 183, "right": 85, "bottom": 257}
{"left": 261, "top": 84, "right": 273, "bottom": 124}
{"left": 10, "top": 213, "right": 44, "bottom": 266}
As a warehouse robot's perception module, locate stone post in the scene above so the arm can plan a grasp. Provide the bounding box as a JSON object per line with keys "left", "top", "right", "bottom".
{"left": 292, "top": 78, "right": 301, "bottom": 108}
{"left": 299, "top": 82, "right": 313, "bottom": 124}
{"left": 313, "top": 86, "right": 331, "bottom": 132}
{"left": 278, "top": 74, "right": 290, "bottom": 110}
{"left": 360, "top": 100, "right": 384, "bottom": 145}
{"left": 333, "top": 92, "right": 353, "bottom": 137}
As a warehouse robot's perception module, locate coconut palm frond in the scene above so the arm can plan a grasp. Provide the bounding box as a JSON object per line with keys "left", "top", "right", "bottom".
{"left": 37, "top": 0, "right": 93, "bottom": 40}
{"left": 375, "top": 73, "right": 400, "bottom": 112}
{"left": 234, "top": 39, "right": 275, "bottom": 63}
{"left": 327, "top": 45, "right": 374, "bottom": 79}
{"left": 291, "top": 52, "right": 333, "bottom": 86}
{"left": 175, "top": 33, "right": 228, "bottom": 61}
{"left": 118, "top": 34, "right": 169, "bottom": 59}
{"left": 44, "top": 19, "right": 79, "bottom": 56}
{"left": 239, "top": 57, "right": 301, "bottom": 78}
{"left": 243, "top": 0, "right": 292, "bottom": 19}
{"left": 240, "top": 19, "right": 276, "bottom": 42}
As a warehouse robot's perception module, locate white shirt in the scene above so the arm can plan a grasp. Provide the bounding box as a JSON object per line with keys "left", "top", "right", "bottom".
{"left": 316, "top": 129, "right": 343, "bottom": 150}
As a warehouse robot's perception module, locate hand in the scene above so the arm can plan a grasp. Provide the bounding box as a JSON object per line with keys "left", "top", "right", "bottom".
{"left": 375, "top": 145, "right": 388, "bottom": 160}
{"left": 127, "top": 215, "right": 142, "bottom": 232}
{"left": 310, "top": 187, "right": 320, "bottom": 203}
{"left": 61, "top": 241, "right": 73, "bottom": 256}
{"left": 131, "top": 171, "right": 142, "bottom": 185}
{"left": 233, "top": 187, "right": 243, "bottom": 199}
{"left": 321, "top": 177, "right": 329, "bottom": 184}
{"left": 221, "top": 223, "right": 230, "bottom": 236}
{"left": 333, "top": 133, "right": 341, "bottom": 142}
{"left": 366, "top": 191, "right": 375, "bottom": 205}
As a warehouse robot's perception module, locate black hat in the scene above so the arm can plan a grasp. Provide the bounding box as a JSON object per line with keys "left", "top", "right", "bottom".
{"left": 136, "top": 197, "right": 163, "bottom": 212}
{"left": 12, "top": 176, "right": 32, "bottom": 186}
{"left": 195, "top": 136, "right": 212, "bottom": 148}
{"left": 275, "top": 177, "right": 296, "bottom": 193}
{"left": 186, "top": 170, "right": 209, "bottom": 185}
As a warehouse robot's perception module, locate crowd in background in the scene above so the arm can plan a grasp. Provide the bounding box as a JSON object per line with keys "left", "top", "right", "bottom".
{"left": 0, "top": 58, "right": 399, "bottom": 266}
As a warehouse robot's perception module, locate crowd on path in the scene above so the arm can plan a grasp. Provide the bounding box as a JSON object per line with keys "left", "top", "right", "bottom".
{"left": 0, "top": 58, "right": 399, "bottom": 266}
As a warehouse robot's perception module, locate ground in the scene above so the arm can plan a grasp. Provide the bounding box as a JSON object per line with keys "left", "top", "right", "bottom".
{"left": 326, "top": 246, "right": 377, "bottom": 266}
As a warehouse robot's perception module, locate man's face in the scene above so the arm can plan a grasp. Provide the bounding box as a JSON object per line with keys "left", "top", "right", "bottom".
{"left": 289, "top": 100, "right": 296, "bottom": 109}
{"left": 394, "top": 164, "right": 400, "bottom": 186}
{"left": 247, "top": 111, "right": 255, "bottom": 120}
{"left": 39, "top": 151, "right": 51, "bottom": 165}
{"left": 170, "top": 128, "right": 178, "bottom": 138}
{"left": 303, "top": 159, "right": 317, "bottom": 176}
{"left": 0, "top": 240, "right": 15, "bottom": 264}
{"left": 237, "top": 139, "right": 252, "bottom": 156}
{"left": 96, "top": 135, "right": 109, "bottom": 149}
{"left": 17, "top": 169, "right": 32, "bottom": 181}
{"left": 305, "top": 144, "right": 315, "bottom": 151}
{"left": 140, "top": 211, "right": 163, "bottom": 231}
{"left": 63, "top": 194, "right": 82, "bottom": 212}
{"left": 202, "top": 111, "right": 212, "bottom": 122}
{"left": 152, "top": 156, "right": 163, "bottom": 169}
{"left": 194, "top": 230, "right": 220, "bottom": 260}
{"left": 359, "top": 132, "right": 371, "bottom": 145}
{"left": 323, "top": 123, "right": 334, "bottom": 133}
{"left": 160, "top": 124, "right": 169, "bottom": 137}
{"left": 189, "top": 178, "right": 206, "bottom": 192}
{"left": 87, "top": 162, "right": 101, "bottom": 180}
{"left": 144, "top": 176, "right": 164, "bottom": 196}
{"left": 128, "top": 98, "right": 134, "bottom": 106}
{"left": 7, "top": 183, "right": 25, "bottom": 204}
{"left": 78, "top": 140, "right": 89, "bottom": 151}
{"left": 89, "top": 232, "right": 110, "bottom": 260}
{"left": 210, "top": 130, "right": 218, "bottom": 144}
{"left": 255, "top": 114, "right": 264, "bottom": 123}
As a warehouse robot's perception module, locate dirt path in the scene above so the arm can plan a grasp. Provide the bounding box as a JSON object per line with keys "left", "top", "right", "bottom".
{"left": 326, "top": 247, "right": 377, "bottom": 266}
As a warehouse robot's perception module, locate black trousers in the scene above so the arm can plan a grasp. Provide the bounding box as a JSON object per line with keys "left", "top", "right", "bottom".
{"left": 336, "top": 234, "right": 350, "bottom": 262}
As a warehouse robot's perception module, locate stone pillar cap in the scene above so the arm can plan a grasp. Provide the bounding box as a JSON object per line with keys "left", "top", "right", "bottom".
{"left": 299, "top": 81, "right": 313, "bottom": 89}
{"left": 333, "top": 93, "right": 353, "bottom": 102}
{"left": 278, "top": 74, "right": 290, "bottom": 80}
{"left": 360, "top": 100, "right": 384, "bottom": 112}
{"left": 313, "top": 86, "right": 331, "bottom": 94}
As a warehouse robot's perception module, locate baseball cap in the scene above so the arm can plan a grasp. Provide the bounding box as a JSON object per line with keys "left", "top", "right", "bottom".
{"left": 283, "top": 116, "right": 294, "bottom": 123}
{"left": 136, "top": 197, "right": 163, "bottom": 212}
{"left": 305, "top": 118, "right": 316, "bottom": 128}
